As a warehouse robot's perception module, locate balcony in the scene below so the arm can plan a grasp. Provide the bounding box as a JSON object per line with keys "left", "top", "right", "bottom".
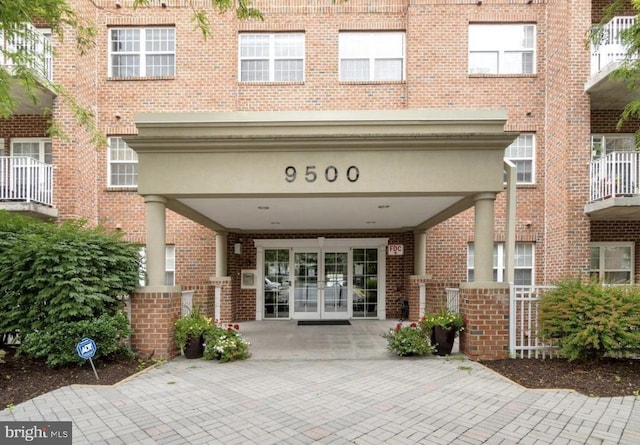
{"left": 0, "top": 156, "right": 58, "bottom": 219}
{"left": 585, "top": 151, "right": 640, "bottom": 220}
{"left": 0, "top": 24, "right": 55, "bottom": 114}
{"left": 585, "top": 16, "right": 640, "bottom": 110}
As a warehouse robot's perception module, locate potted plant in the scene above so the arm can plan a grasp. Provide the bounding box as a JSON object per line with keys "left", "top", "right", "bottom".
{"left": 420, "top": 309, "right": 465, "bottom": 356}
{"left": 382, "top": 322, "right": 434, "bottom": 357}
{"left": 174, "top": 307, "right": 212, "bottom": 359}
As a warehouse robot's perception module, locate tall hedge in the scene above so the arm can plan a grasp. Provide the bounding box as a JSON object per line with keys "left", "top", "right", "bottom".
{"left": 539, "top": 279, "right": 640, "bottom": 360}
{"left": 0, "top": 212, "right": 141, "bottom": 339}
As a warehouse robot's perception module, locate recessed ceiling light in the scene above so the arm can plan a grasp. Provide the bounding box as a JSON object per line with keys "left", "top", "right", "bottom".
{"left": 258, "top": 206, "right": 270, "bottom": 210}
{"left": 270, "top": 221, "right": 280, "bottom": 225}
{"left": 366, "top": 221, "right": 376, "bottom": 224}
{"left": 378, "top": 205, "right": 390, "bottom": 209}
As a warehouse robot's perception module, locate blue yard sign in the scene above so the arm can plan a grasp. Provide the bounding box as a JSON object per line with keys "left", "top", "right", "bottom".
{"left": 76, "top": 338, "right": 99, "bottom": 380}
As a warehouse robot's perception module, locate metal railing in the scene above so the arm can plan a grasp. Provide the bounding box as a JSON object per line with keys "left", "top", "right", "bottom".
{"left": 509, "top": 285, "right": 558, "bottom": 359}
{"left": 445, "top": 287, "right": 459, "bottom": 314}
{"left": 590, "top": 16, "right": 636, "bottom": 75}
{"left": 589, "top": 151, "right": 640, "bottom": 201}
{"left": 0, "top": 156, "right": 54, "bottom": 206}
{"left": 0, "top": 24, "right": 53, "bottom": 81}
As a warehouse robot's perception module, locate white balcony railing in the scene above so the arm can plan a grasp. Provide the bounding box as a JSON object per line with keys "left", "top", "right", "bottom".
{"left": 589, "top": 151, "right": 640, "bottom": 201}
{"left": 0, "top": 156, "right": 54, "bottom": 206}
{"left": 0, "top": 24, "right": 53, "bottom": 81}
{"left": 590, "top": 16, "right": 636, "bottom": 75}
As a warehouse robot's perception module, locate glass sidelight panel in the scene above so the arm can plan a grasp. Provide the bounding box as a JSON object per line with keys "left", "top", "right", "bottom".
{"left": 352, "top": 248, "right": 378, "bottom": 318}
{"left": 294, "top": 252, "right": 318, "bottom": 313}
{"left": 264, "top": 249, "right": 290, "bottom": 318}
{"left": 324, "top": 252, "right": 348, "bottom": 314}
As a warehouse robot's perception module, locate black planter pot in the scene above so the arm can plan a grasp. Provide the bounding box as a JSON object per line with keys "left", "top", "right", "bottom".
{"left": 431, "top": 326, "right": 456, "bottom": 356}
{"left": 183, "top": 335, "right": 204, "bottom": 359}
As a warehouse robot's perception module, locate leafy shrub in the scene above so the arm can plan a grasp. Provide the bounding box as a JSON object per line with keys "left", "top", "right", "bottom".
{"left": 382, "top": 322, "right": 434, "bottom": 356}
{"left": 0, "top": 212, "right": 141, "bottom": 337}
{"left": 539, "top": 279, "right": 640, "bottom": 360}
{"left": 19, "top": 312, "right": 132, "bottom": 367}
{"left": 203, "top": 323, "right": 251, "bottom": 363}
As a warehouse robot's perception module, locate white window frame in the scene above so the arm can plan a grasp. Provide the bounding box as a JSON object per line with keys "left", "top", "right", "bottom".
{"left": 108, "top": 27, "right": 175, "bottom": 78}
{"left": 468, "top": 242, "right": 535, "bottom": 285}
{"left": 590, "top": 242, "right": 634, "bottom": 284}
{"left": 591, "top": 134, "right": 636, "bottom": 159}
{"left": 238, "top": 32, "right": 305, "bottom": 82}
{"left": 107, "top": 137, "right": 138, "bottom": 188}
{"left": 505, "top": 134, "right": 535, "bottom": 184}
{"left": 139, "top": 245, "right": 176, "bottom": 287}
{"left": 468, "top": 24, "right": 536, "bottom": 75}
{"left": 10, "top": 138, "right": 52, "bottom": 164}
{"left": 0, "top": 138, "right": 5, "bottom": 156}
{"left": 339, "top": 32, "right": 406, "bottom": 82}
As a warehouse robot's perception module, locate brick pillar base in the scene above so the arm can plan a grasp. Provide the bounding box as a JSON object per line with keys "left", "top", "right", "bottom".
{"left": 130, "top": 287, "right": 182, "bottom": 360}
{"left": 459, "top": 283, "right": 510, "bottom": 361}
{"left": 210, "top": 277, "right": 233, "bottom": 323}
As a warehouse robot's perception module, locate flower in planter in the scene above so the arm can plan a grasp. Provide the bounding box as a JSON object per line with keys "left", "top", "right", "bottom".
{"left": 174, "top": 307, "right": 212, "bottom": 355}
{"left": 419, "top": 309, "right": 465, "bottom": 337}
{"left": 382, "top": 322, "right": 434, "bottom": 357}
{"left": 203, "top": 322, "right": 251, "bottom": 363}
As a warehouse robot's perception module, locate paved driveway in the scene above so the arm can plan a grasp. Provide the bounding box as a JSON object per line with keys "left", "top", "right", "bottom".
{"left": 1, "top": 321, "right": 639, "bottom": 444}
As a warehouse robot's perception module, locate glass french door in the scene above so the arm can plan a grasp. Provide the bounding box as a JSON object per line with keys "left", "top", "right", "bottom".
{"left": 292, "top": 249, "right": 349, "bottom": 319}
{"left": 260, "top": 240, "right": 384, "bottom": 320}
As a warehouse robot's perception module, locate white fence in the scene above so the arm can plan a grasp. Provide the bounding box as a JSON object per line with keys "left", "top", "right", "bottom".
{"left": 509, "top": 285, "right": 558, "bottom": 359}
{"left": 445, "top": 287, "right": 459, "bottom": 314}
{"left": 589, "top": 151, "right": 640, "bottom": 201}
{"left": 181, "top": 290, "right": 195, "bottom": 316}
{"left": 0, "top": 156, "right": 54, "bottom": 206}
{"left": 591, "top": 16, "right": 636, "bottom": 75}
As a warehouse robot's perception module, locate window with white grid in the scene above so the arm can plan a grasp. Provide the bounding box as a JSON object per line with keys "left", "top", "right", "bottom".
{"left": 339, "top": 32, "right": 405, "bottom": 81}
{"left": 10, "top": 138, "right": 52, "bottom": 164}
{"left": 239, "top": 33, "right": 304, "bottom": 82}
{"left": 505, "top": 134, "right": 535, "bottom": 184}
{"left": 469, "top": 24, "right": 536, "bottom": 75}
{"left": 107, "top": 137, "right": 138, "bottom": 187}
{"left": 138, "top": 245, "right": 176, "bottom": 287}
{"left": 467, "top": 242, "right": 534, "bottom": 285}
{"left": 109, "top": 27, "right": 175, "bottom": 77}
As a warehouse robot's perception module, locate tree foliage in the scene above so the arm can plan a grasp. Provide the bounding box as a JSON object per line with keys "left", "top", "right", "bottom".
{"left": 0, "top": 212, "right": 141, "bottom": 338}
{"left": 539, "top": 279, "right": 640, "bottom": 360}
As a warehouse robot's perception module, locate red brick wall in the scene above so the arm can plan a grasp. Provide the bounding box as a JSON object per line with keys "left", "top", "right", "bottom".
{"left": 130, "top": 290, "right": 182, "bottom": 359}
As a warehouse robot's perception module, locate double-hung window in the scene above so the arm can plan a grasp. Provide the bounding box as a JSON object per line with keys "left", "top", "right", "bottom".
{"left": 138, "top": 245, "right": 176, "bottom": 286}
{"left": 590, "top": 242, "right": 634, "bottom": 284}
{"left": 468, "top": 242, "right": 534, "bottom": 285}
{"left": 339, "top": 32, "right": 405, "bottom": 81}
{"left": 107, "top": 137, "right": 138, "bottom": 188}
{"left": 109, "top": 27, "right": 175, "bottom": 77}
{"left": 505, "top": 134, "right": 535, "bottom": 184}
{"left": 239, "top": 33, "right": 305, "bottom": 82}
{"left": 469, "top": 24, "right": 536, "bottom": 75}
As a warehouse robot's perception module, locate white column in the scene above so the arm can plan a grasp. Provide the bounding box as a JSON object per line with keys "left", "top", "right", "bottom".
{"left": 216, "top": 232, "right": 228, "bottom": 277}
{"left": 144, "top": 195, "right": 167, "bottom": 287}
{"left": 474, "top": 192, "right": 496, "bottom": 283}
{"left": 414, "top": 231, "right": 426, "bottom": 275}
{"left": 504, "top": 160, "right": 517, "bottom": 284}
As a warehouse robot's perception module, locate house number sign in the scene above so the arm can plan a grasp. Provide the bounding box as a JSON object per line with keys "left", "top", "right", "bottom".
{"left": 285, "top": 165, "right": 360, "bottom": 183}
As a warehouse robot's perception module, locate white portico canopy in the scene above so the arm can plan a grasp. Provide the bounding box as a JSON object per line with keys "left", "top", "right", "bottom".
{"left": 125, "top": 109, "right": 517, "bottom": 287}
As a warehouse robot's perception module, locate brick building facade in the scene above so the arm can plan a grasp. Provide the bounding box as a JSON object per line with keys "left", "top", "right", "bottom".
{"left": 2, "top": 0, "right": 638, "bottom": 360}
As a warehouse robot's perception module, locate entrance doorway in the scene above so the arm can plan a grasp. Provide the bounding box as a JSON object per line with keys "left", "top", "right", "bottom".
{"left": 257, "top": 238, "right": 387, "bottom": 320}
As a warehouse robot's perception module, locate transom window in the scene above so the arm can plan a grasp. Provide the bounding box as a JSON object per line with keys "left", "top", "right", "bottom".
{"left": 107, "top": 137, "right": 138, "bottom": 187}
{"left": 468, "top": 242, "right": 534, "bottom": 285}
{"left": 590, "top": 242, "right": 634, "bottom": 284}
{"left": 505, "top": 134, "right": 535, "bottom": 184}
{"left": 109, "top": 27, "right": 175, "bottom": 77}
{"left": 239, "top": 33, "right": 305, "bottom": 82}
{"left": 469, "top": 24, "right": 536, "bottom": 75}
{"left": 591, "top": 134, "right": 636, "bottom": 159}
{"left": 339, "top": 32, "right": 405, "bottom": 81}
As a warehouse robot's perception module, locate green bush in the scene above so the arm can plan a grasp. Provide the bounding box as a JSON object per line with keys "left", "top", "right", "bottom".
{"left": 539, "top": 279, "right": 640, "bottom": 360}
{"left": 19, "top": 312, "right": 132, "bottom": 367}
{"left": 203, "top": 324, "right": 251, "bottom": 363}
{"left": 382, "top": 322, "right": 434, "bottom": 356}
{"left": 0, "top": 212, "right": 141, "bottom": 337}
